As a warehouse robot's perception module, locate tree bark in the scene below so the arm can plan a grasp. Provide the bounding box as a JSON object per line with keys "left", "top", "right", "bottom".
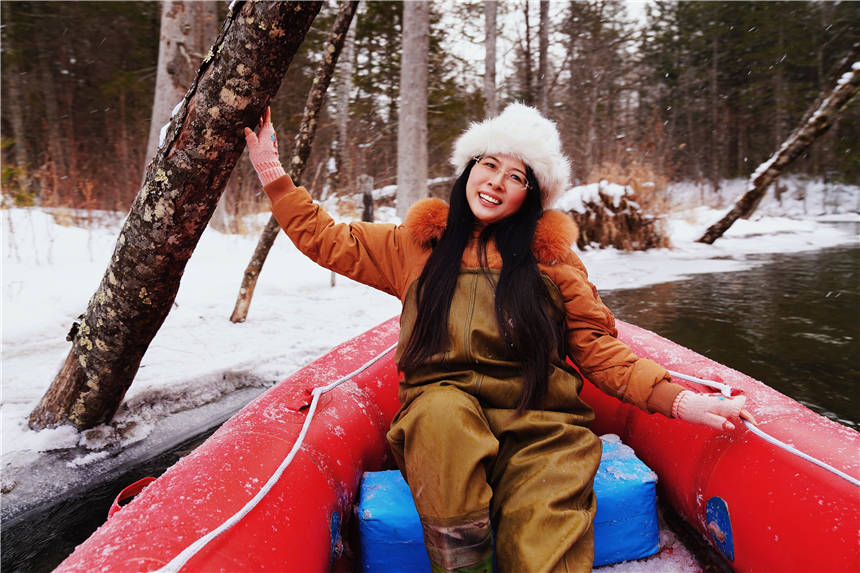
{"left": 483, "top": 1, "right": 497, "bottom": 118}
{"left": 229, "top": 1, "right": 360, "bottom": 324}
{"left": 333, "top": 13, "right": 357, "bottom": 193}
{"left": 698, "top": 62, "right": 859, "bottom": 244}
{"left": 144, "top": 1, "right": 220, "bottom": 171}
{"left": 1, "top": 3, "right": 31, "bottom": 189}
{"left": 537, "top": 0, "right": 549, "bottom": 113}
{"left": 29, "top": 1, "right": 322, "bottom": 431}
{"left": 33, "top": 3, "right": 67, "bottom": 193}
{"left": 359, "top": 174, "right": 374, "bottom": 222}
{"left": 395, "top": 0, "right": 429, "bottom": 219}
{"left": 6, "top": 65, "right": 29, "bottom": 170}
{"left": 523, "top": 0, "right": 533, "bottom": 105}
{"left": 709, "top": 34, "right": 720, "bottom": 186}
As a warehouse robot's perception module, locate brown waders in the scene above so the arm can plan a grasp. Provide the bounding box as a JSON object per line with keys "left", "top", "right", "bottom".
{"left": 265, "top": 173, "right": 683, "bottom": 570}
{"left": 388, "top": 271, "right": 603, "bottom": 573}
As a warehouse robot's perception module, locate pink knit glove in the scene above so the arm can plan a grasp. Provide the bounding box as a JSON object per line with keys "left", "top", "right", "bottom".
{"left": 672, "top": 391, "right": 749, "bottom": 431}
{"left": 244, "top": 107, "right": 286, "bottom": 187}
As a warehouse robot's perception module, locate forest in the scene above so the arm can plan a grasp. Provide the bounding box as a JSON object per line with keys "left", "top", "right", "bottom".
{"left": 2, "top": 0, "right": 857, "bottom": 224}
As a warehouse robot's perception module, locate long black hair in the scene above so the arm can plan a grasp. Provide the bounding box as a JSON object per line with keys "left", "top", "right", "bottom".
{"left": 398, "top": 159, "right": 564, "bottom": 412}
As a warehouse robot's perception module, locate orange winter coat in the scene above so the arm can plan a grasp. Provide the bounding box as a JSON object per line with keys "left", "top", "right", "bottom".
{"left": 263, "top": 175, "right": 682, "bottom": 416}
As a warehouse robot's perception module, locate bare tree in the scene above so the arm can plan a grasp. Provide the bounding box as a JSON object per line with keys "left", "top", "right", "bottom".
{"left": 333, "top": 9, "right": 358, "bottom": 195}
{"left": 395, "top": 0, "right": 430, "bottom": 218}
{"left": 1, "top": 2, "right": 31, "bottom": 189}
{"left": 33, "top": 2, "right": 68, "bottom": 193}
{"left": 144, "top": 1, "right": 220, "bottom": 170}
{"left": 28, "top": 1, "right": 323, "bottom": 431}
{"left": 522, "top": 0, "right": 534, "bottom": 105}
{"left": 484, "top": 0, "right": 498, "bottom": 118}
{"left": 230, "top": 1, "right": 360, "bottom": 323}
{"left": 698, "top": 62, "right": 859, "bottom": 244}
{"left": 537, "top": 0, "right": 549, "bottom": 113}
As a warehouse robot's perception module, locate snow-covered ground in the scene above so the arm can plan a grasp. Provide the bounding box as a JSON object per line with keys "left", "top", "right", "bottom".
{"left": 2, "top": 176, "right": 857, "bottom": 570}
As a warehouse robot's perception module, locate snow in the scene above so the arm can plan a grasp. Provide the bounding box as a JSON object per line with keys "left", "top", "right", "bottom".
{"left": 2, "top": 176, "right": 857, "bottom": 569}
{"left": 555, "top": 180, "right": 634, "bottom": 213}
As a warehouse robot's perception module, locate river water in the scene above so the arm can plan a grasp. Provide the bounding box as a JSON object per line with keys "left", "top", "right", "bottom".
{"left": 600, "top": 240, "right": 859, "bottom": 430}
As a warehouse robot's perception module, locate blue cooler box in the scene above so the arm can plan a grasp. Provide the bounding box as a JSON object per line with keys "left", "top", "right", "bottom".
{"left": 592, "top": 434, "right": 659, "bottom": 567}
{"left": 357, "top": 434, "right": 658, "bottom": 571}
{"left": 357, "top": 470, "right": 432, "bottom": 571}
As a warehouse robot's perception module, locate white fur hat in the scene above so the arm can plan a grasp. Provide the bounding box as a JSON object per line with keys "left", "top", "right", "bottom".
{"left": 451, "top": 103, "right": 571, "bottom": 206}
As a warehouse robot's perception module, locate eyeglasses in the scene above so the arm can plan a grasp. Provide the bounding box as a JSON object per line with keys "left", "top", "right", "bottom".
{"left": 472, "top": 156, "right": 530, "bottom": 192}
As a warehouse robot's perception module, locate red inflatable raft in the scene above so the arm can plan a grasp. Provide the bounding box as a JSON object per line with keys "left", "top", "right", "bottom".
{"left": 55, "top": 317, "right": 859, "bottom": 572}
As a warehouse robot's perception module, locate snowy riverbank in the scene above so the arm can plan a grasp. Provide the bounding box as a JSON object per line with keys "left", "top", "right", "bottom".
{"left": 2, "top": 176, "right": 857, "bottom": 570}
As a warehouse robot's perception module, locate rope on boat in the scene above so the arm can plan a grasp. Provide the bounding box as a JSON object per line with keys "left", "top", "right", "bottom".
{"left": 668, "top": 370, "right": 734, "bottom": 397}
{"left": 151, "top": 352, "right": 856, "bottom": 573}
{"left": 741, "top": 420, "right": 860, "bottom": 487}
{"left": 153, "top": 343, "right": 399, "bottom": 573}
{"left": 669, "top": 370, "right": 860, "bottom": 488}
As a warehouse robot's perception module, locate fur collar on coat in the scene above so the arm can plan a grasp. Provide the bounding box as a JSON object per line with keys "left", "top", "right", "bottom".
{"left": 403, "top": 198, "right": 579, "bottom": 266}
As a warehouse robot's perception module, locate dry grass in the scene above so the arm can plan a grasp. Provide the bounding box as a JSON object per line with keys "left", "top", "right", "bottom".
{"left": 586, "top": 160, "right": 672, "bottom": 215}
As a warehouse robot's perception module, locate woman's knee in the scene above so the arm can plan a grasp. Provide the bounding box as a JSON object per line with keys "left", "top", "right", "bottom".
{"left": 387, "top": 386, "right": 499, "bottom": 518}
{"left": 390, "top": 386, "right": 491, "bottom": 446}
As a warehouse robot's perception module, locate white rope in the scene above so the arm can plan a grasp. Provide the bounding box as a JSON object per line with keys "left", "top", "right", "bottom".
{"left": 154, "top": 343, "right": 399, "bottom": 573}
{"left": 742, "top": 419, "right": 860, "bottom": 487}
{"left": 668, "top": 370, "right": 733, "bottom": 397}
{"left": 150, "top": 353, "right": 856, "bottom": 573}
{"left": 669, "top": 370, "right": 860, "bottom": 488}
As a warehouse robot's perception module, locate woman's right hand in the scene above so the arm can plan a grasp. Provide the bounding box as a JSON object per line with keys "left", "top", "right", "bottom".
{"left": 244, "top": 106, "right": 286, "bottom": 187}
{"left": 672, "top": 390, "right": 756, "bottom": 431}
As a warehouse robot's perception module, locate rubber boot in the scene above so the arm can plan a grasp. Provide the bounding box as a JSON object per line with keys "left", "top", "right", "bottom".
{"left": 423, "top": 512, "right": 495, "bottom": 573}
{"left": 430, "top": 552, "right": 494, "bottom": 573}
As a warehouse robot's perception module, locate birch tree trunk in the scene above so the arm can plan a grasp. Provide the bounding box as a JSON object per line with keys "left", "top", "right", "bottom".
{"left": 698, "top": 62, "right": 859, "bottom": 244}
{"left": 483, "top": 0, "right": 497, "bottom": 118}
{"left": 29, "top": 1, "right": 322, "bottom": 431}
{"left": 144, "top": 1, "right": 220, "bottom": 170}
{"left": 395, "top": 0, "right": 429, "bottom": 219}
{"left": 230, "top": 1, "right": 360, "bottom": 324}
{"left": 333, "top": 13, "right": 357, "bottom": 194}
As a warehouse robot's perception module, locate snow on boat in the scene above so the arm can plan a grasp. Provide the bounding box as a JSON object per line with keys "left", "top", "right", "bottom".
{"left": 54, "top": 316, "right": 859, "bottom": 572}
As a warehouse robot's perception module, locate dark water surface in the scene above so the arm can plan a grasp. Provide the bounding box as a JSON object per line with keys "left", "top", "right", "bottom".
{"left": 600, "top": 241, "right": 859, "bottom": 429}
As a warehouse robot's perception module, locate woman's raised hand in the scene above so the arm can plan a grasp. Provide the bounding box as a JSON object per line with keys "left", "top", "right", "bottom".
{"left": 244, "top": 107, "right": 286, "bottom": 187}
{"left": 672, "top": 390, "right": 757, "bottom": 431}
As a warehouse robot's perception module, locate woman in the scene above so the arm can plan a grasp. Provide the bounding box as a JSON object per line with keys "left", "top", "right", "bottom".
{"left": 244, "top": 103, "right": 752, "bottom": 573}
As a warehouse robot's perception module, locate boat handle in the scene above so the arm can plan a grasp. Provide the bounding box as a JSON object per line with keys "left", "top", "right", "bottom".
{"left": 108, "top": 476, "right": 157, "bottom": 518}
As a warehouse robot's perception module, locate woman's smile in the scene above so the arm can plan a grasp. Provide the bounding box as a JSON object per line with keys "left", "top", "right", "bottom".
{"left": 477, "top": 191, "right": 501, "bottom": 205}
{"left": 466, "top": 154, "right": 529, "bottom": 224}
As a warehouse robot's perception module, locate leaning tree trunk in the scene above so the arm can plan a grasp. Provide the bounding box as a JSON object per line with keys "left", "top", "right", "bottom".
{"left": 230, "top": 1, "right": 359, "bottom": 324}
{"left": 698, "top": 62, "right": 859, "bottom": 244}
{"left": 29, "top": 1, "right": 322, "bottom": 431}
